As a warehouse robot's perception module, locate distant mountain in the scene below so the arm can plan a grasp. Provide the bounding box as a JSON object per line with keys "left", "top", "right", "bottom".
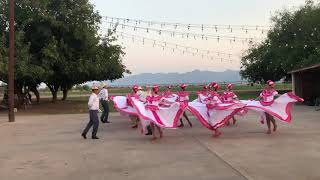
{"left": 107, "top": 70, "right": 242, "bottom": 86}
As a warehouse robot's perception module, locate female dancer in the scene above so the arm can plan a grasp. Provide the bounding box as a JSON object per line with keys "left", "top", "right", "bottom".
{"left": 146, "top": 85, "right": 164, "bottom": 140}
{"left": 197, "top": 85, "right": 210, "bottom": 103}
{"left": 258, "top": 80, "right": 279, "bottom": 134}
{"left": 177, "top": 84, "right": 193, "bottom": 127}
{"left": 209, "top": 83, "right": 223, "bottom": 136}
{"left": 128, "top": 85, "right": 140, "bottom": 129}
{"left": 188, "top": 82, "right": 244, "bottom": 137}
{"left": 209, "top": 82, "right": 221, "bottom": 102}
{"left": 163, "top": 85, "right": 173, "bottom": 98}
{"left": 222, "top": 84, "right": 239, "bottom": 125}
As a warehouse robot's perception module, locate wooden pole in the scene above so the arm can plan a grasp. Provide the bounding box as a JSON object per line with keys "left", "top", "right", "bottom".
{"left": 8, "top": 0, "right": 15, "bottom": 122}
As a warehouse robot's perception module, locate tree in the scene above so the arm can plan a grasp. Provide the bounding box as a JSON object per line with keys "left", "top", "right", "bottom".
{"left": 241, "top": 0, "right": 320, "bottom": 82}
{"left": 0, "top": 0, "right": 44, "bottom": 106}
{"left": 0, "top": 0, "right": 128, "bottom": 104}
{"left": 25, "top": 0, "right": 128, "bottom": 102}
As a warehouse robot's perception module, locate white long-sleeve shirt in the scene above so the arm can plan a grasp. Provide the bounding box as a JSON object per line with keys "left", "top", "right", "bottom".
{"left": 137, "top": 90, "right": 146, "bottom": 101}
{"left": 99, "top": 88, "right": 109, "bottom": 101}
{"left": 88, "top": 93, "right": 100, "bottom": 110}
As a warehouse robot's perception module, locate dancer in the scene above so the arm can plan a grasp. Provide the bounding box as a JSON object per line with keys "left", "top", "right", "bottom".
{"left": 99, "top": 83, "right": 110, "bottom": 123}
{"left": 208, "top": 82, "right": 223, "bottom": 136}
{"left": 222, "top": 84, "right": 239, "bottom": 125}
{"left": 209, "top": 82, "right": 221, "bottom": 101}
{"left": 258, "top": 80, "right": 279, "bottom": 134}
{"left": 177, "top": 84, "right": 193, "bottom": 127}
{"left": 163, "top": 85, "right": 173, "bottom": 98}
{"left": 128, "top": 85, "right": 141, "bottom": 129}
{"left": 240, "top": 80, "right": 304, "bottom": 134}
{"left": 162, "top": 85, "right": 178, "bottom": 104}
{"left": 82, "top": 85, "right": 101, "bottom": 140}
{"left": 136, "top": 86, "right": 153, "bottom": 135}
{"left": 188, "top": 82, "right": 244, "bottom": 137}
{"left": 111, "top": 85, "right": 152, "bottom": 135}
{"left": 197, "top": 85, "right": 210, "bottom": 103}
{"left": 128, "top": 86, "right": 184, "bottom": 129}
{"left": 146, "top": 85, "right": 164, "bottom": 140}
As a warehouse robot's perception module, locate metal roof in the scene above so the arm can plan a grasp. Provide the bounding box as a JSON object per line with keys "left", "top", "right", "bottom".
{"left": 288, "top": 63, "right": 320, "bottom": 74}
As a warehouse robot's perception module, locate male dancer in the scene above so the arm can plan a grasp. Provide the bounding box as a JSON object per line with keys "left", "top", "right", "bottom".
{"left": 99, "top": 83, "right": 110, "bottom": 123}
{"left": 82, "top": 85, "right": 101, "bottom": 139}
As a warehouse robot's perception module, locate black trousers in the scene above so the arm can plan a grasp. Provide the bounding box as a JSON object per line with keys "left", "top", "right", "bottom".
{"left": 100, "top": 100, "right": 109, "bottom": 122}
{"left": 82, "top": 110, "right": 99, "bottom": 137}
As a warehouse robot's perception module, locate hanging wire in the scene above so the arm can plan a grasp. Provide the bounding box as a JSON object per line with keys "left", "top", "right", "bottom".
{"left": 105, "top": 21, "right": 262, "bottom": 42}
{"left": 117, "top": 33, "right": 239, "bottom": 62}
{"left": 113, "top": 31, "right": 242, "bottom": 57}
{"left": 103, "top": 16, "right": 271, "bottom": 31}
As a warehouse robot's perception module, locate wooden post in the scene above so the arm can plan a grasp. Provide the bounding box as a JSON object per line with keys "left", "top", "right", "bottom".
{"left": 291, "top": 73, "right": 296, "bottom": 95}
{"left": 8, "top": 0, "right": 15, "bottom": 122}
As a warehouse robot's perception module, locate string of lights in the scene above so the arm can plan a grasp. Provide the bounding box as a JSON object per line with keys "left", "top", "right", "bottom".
{"left": 104, "top": 21, "right": 263, "bottom": 43}
{"left": 114, "top": 31, "right": 241, "bottom": 58}
{"left": 103, "top": 16, "right": 271, "bottom": 32}
{"left": 117, "top": 33, "right": 239, "bottom": 62}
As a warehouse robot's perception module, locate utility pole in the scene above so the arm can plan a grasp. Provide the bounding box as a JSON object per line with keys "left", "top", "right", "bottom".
{"left": 8, "top": 0, "right": 15, "bottom": 122}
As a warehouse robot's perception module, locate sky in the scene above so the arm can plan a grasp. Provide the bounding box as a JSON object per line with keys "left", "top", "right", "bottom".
{"left": 90, "top": 0, "right": 306, "bottom": 75}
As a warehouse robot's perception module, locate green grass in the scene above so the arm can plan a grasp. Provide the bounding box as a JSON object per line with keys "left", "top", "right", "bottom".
{"left": 39, "top": 83, "right": 292, "bottom": 96}
{"left": 28, "top": 83, "right": 291, "bottom": 114}
{"left": 68, "top": 91, "right": 261, "bottom": 114}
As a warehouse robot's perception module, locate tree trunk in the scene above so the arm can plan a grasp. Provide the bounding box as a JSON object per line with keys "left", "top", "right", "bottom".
{"left": 61, "top": 82, "right": 73, "bottom": 101}
{"left": 62, "top": 89, "right": 68, "bottom": 101}
{"left": 32, "top": 88, "right": 40, "bottom": 103}
{"left": 15, "top": 86, "right": 24, "bottom": 109}
{"left": 52, "top": 90, "right": 58, "bottom": 103}
{"left": 46, "top": 83, "right": 60, "bottom": 103}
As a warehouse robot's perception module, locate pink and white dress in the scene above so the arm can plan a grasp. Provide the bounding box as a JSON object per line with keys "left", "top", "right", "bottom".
{"left": 176, "top": 91, "right": 190, "bottom": 108}
{"left": 111, "top": 92, "right": 152, "bottom": 134}
{"left": 196, "top": 91, "right": 210, "bottom": 103}
{"left": 111, "top": 93, "right": 139, "bottom": 117}
{"left": 222, "top": 91, "right": 238, "bottom": 103}
{"left": 241, "top": 92, "right": 304, "bottom": 123}
{"left": 208, "top": 91, "right": 222, "bottom": 103}
{"left": 128, "top": 94, "right": 186, "bottom": 129}
{"left": 188, "top": 91, "right": 245, "bottom": 131}
{"left": 259, "top": 89, "right": 278, "bottom": 106}
{"left": 162, "top": 91, "right": 179, "bottom": 104}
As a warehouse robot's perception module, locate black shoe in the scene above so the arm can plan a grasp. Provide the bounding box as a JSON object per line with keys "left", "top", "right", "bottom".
{"left": 145, "top": 132, "right": 152, "bottom": 136}
{"left": 92, "top": 136, "right": 99, "bottom": 139}
{"left": 101, "top": 119, "right": 106, "bottom": 123}
{"left": 81, "top": 133, "right": 87, "bottom": 139}
{"left": 105, "top": 121, "right": 111, "bottom": 123}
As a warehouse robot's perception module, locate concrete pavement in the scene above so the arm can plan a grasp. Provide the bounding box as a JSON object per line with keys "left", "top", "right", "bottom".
{"left": 0, "top": 105, "right": 319, "bottom": 180}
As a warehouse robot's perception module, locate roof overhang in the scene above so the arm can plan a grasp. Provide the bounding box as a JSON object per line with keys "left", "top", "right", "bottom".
{"left": 288, "top": 63, "right": 320, "bottom": 74}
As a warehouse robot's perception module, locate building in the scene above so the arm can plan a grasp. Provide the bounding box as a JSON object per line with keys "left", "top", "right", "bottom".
{"left": 289, "top": 63, "right": 320, "bottom": 105}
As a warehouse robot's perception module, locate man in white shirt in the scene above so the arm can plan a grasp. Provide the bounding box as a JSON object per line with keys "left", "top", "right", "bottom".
{"left": 99, "top": 83, "right": 110, "bottom": 123}
{"left": 82, "top": 85, "right": 101, "bottom": 139}
{"left": 137, "top": 86, "right": 146, "bottom": 101}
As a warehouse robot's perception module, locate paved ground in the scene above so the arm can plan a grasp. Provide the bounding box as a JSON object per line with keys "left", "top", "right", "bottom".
{"left": 0, "top": 105, "right": 320, "bottom": 180}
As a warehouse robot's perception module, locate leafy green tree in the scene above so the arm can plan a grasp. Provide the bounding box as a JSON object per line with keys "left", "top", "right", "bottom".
{"left": 0, "top": 0, "right": 128, "bottom": 104}
{"left": 241, "top": 0, "right": 320, "bottom": 82}
{"left": 0, "top": 0, "right": 44, "bottom": 105}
